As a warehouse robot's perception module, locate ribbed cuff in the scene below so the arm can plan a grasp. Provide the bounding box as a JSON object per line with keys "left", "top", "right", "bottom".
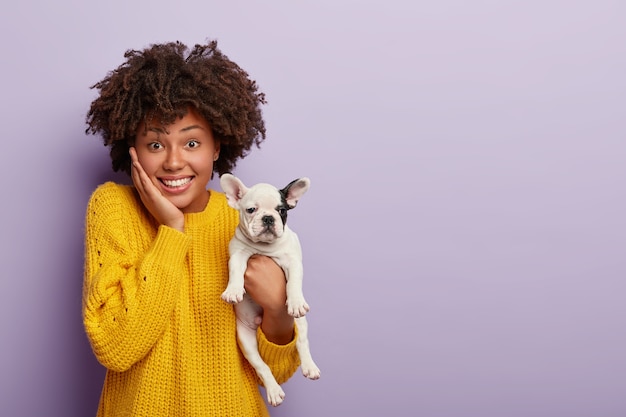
{"left": 256, "top": 324, "right": 300, "bottom": 384}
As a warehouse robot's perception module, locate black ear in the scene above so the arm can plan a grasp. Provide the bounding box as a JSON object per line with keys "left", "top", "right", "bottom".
{"left": 281, "top": 177, "right": 310, "bottom": 209}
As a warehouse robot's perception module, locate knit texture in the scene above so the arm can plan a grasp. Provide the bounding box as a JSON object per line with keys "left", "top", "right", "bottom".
{"left": 83, "top": 182, "right": 300, "bottom": 417}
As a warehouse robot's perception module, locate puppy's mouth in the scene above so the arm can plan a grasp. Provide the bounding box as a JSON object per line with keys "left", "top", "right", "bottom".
{"left": 247, "top": 225, "right": 279, "bottom": 243}
{"left": 252, "top": 223, "right": 276, "bottom": 237}
{"left": 259, "top": 226, "right": 277, "bottom": 236}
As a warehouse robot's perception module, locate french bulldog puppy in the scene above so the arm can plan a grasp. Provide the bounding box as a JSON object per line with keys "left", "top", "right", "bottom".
{"left": 220, "top": 173, "right": 320, "bottom": 407}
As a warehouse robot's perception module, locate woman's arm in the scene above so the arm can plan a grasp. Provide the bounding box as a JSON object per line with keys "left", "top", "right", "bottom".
{"left": 244, "top": 255, "right": 301, "bottom": 384}
{"left": 83, "top": 184, "right": 190, "bottom": 372}
{"left": 244, "top": 255, "right": 294, "bottom": 344}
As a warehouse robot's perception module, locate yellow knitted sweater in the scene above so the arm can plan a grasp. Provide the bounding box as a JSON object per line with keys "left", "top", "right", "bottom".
{"left": 83, "top": 182, "right": 300, "bottom": 417}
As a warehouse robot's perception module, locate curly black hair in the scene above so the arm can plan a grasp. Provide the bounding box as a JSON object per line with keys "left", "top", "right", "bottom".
{"left": 85, "top": 40, "right": 266, "bottom": 176}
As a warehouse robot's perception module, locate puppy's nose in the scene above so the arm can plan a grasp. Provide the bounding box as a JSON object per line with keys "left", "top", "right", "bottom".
{"left": 262, "top": 215, "right": 275, "bottom": 226}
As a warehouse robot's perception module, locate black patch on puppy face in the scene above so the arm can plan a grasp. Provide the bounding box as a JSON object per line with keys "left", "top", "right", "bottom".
{"left": 277, "top": 190, "right": 290, "bottom": 226}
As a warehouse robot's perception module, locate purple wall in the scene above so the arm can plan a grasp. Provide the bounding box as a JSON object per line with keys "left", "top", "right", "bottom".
{"left": 1, "top": 1, "right": 625, "bottom": 416}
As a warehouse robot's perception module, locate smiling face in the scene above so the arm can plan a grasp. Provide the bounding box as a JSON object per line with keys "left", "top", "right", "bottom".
{"left": 134, "top": 107, "right": 220, "bottom": 213}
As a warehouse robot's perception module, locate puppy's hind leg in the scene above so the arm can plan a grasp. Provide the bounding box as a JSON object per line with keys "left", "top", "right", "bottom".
{"left": 235, "top": 305, "right": 285, "bottom": 406}
{"left": 295, "top": 316, "right": 321, "bottom": 380}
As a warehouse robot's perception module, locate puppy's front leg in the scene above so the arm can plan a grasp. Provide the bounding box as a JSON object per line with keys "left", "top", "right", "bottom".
{"left": 221, "top": 248, "right": 250, "bottom": 304}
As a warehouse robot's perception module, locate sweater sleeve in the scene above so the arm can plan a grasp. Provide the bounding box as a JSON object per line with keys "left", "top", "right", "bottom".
{"left": 82, "top": 183, "right": 191, "bottom": 372}
{"left": 256, "top": 324, "right": 301, "bottom": 384}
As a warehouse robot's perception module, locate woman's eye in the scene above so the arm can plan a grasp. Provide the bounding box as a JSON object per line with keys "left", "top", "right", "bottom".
{"left": 187, "top": 140, "right": 199, "bottom": 148}
{"left": 148, "top": 142, "right": 162, "bottom": 150}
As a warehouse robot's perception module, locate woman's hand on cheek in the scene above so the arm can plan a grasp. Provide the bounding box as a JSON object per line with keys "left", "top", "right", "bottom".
{"left": 129, "top": 147, "right": 185, "bottom": 232}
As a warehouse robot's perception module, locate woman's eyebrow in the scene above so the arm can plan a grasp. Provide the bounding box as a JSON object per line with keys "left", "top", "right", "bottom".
{"left": 146, "top": 124, "right": 205, "bottom": 134}
{"left": 179, "top": 124, "right": 205, "bottom": 133}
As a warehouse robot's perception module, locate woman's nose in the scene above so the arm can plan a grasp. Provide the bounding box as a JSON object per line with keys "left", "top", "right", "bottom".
{"left": 163, "top": 148, "right": 185, "bottom": 171}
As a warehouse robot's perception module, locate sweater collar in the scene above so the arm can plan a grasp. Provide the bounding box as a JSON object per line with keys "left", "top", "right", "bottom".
{"left": 183, "top": 190, "right": 227, "bottom": 228}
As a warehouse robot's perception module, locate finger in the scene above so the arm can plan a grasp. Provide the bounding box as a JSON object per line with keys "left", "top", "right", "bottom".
{"left": 129, "top": 146, "right": 144, "bottom": 177}
{"left": 129, "top": 148, "right": 144, "bottom": 192}
{"left": 129, "top": 147, "right": 156, "bottom": 196}
{"left": 129, "top": 146, "right": 138, "bottom": 164}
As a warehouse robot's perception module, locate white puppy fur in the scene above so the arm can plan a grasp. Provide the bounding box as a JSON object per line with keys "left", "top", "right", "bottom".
{"left": 220, "top": 173, "right": 321, "bottom": 407}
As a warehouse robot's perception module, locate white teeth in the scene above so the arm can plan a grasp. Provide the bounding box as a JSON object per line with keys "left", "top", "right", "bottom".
{"left": 162, "top": 178, "right": 191, "bottom": 187}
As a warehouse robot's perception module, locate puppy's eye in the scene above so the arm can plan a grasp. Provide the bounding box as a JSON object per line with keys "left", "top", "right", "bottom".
{"left": 246, "top": 207, "right": 256, "bottom": 214}
{"left": 278, "top": 208, "right": 287, "bottom": 216}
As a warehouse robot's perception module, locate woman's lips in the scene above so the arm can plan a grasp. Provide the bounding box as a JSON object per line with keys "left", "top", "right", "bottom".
{"left": 160, "top": 176, "right": 194, "bottom": 193}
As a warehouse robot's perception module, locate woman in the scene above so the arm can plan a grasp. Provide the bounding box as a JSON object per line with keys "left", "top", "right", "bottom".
{"left": 83, "top": 40, "right": 300, "bottom": 416}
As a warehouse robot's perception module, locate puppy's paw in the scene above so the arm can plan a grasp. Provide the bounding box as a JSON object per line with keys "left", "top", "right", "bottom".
{"left": 301, "top": 362, "right": 321, "bottom": 380}
{"left": 266, "top": 384, "right": 286, "bottom": 407}
{"left": 286, "top": 297, "right": 310, "bottom": 318}
{"left": 221, "top": 286, "right": 245, "bottom": 304}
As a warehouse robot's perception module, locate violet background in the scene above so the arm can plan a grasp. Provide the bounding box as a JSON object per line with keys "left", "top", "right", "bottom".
{"left": 1, "top": 1, "right": 625, "bottom": 416}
